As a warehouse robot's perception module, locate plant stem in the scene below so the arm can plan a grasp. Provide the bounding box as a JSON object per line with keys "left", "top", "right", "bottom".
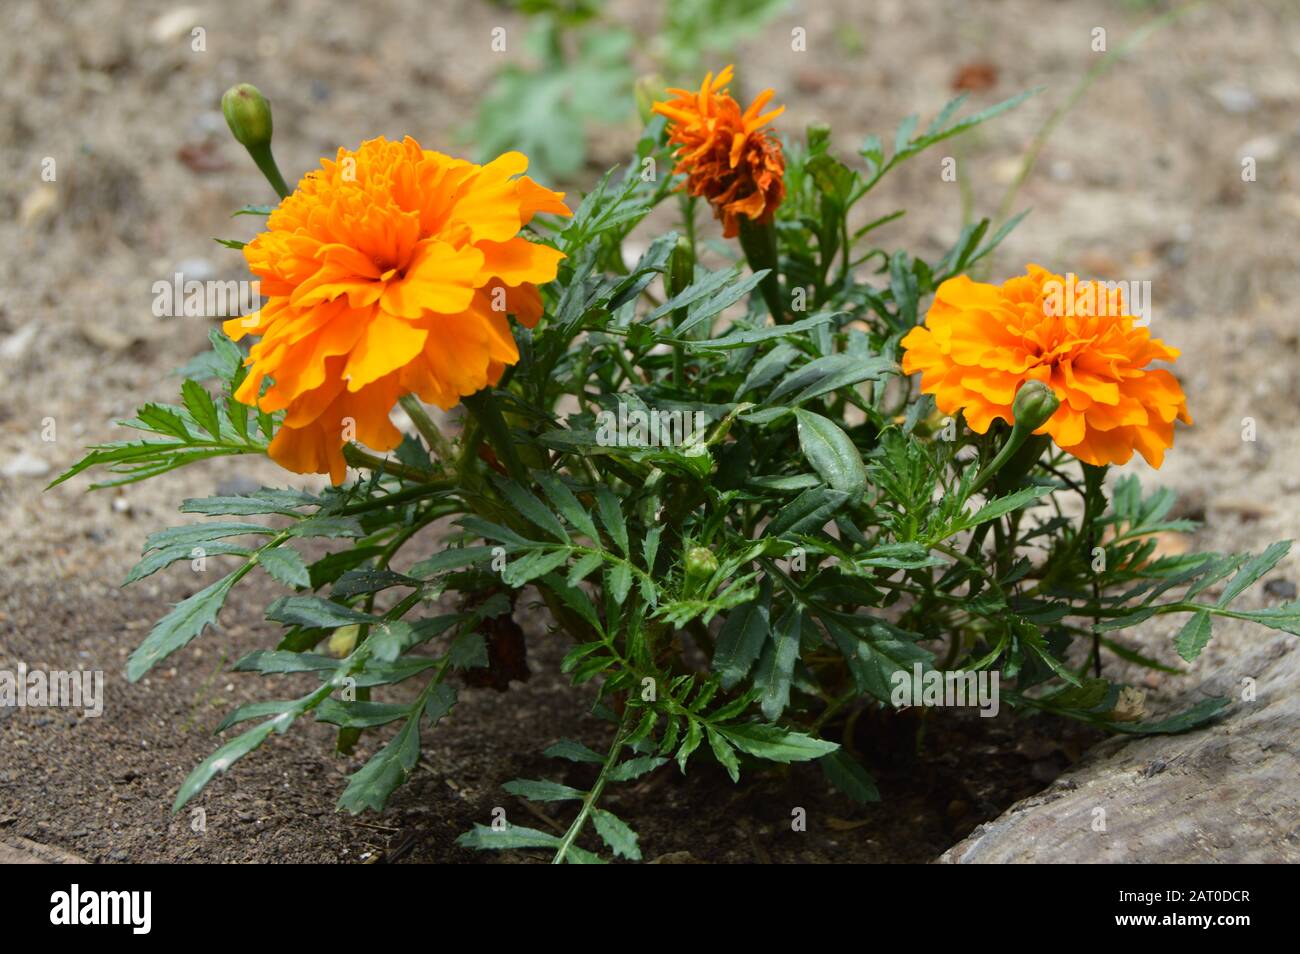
{"left": 341, "top": 444, "right": 434, "bottom": 483}
{"left": 737, "top": 217, "right": 785, "bottom": 322}
{"left": 552, "top": 714, "right": 629, "bottom": 864}
{"left": 969, "top": 428, "right": 1047, "bottom": 497}
{"left": 1039, "top": 463, "right": 1106, "bottom": 593}
{"left": 339, "top": 483, "right": 457, "bottom": 516}
{"left": 398, "top": 394, "right": 455, "bottom": 469}
{"left": 247, "top": 142, "right": 292, "bottom": 200}
{"left": 681, "top": 194, "right": 697, "bottom": 258}
{"left": 810, "top": 689, "right": 858, "bottom": 734}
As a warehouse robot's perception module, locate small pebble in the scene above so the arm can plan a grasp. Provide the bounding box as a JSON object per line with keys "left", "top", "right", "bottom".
{"left": 2, "top": 453, "right": 51, "bottom": 478}
{"left": 1264, "top": 579, "right": 1297, "bottom": 600}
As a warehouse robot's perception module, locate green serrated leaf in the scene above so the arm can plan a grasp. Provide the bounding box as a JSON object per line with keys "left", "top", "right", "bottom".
{"left": 493, "top": 477, "right": 570, "bottom": 543}
{"left": 230, "top": 650, "right": 337, "bottom": 674}
{"left": 180, "top": 380, "right": 222, "bottom": 438}
{"left": 543, "top": 739, "right": 605, "bottom": 764}
{"left": 287, "top": 515, "right": 364, "bottom": 539}
{"left": 567, "top": 550, "right": 605, "bottom": 585}
{"left": 124, "top": 541, "right": 250, "bottom": 585}
{"left": 819, "top": 750, "right": 880, "bottom": 803}
{"left": 314, "top": 699, "right": 413, "bottom": 729}
{"left": 608, "top": 755, "right": 666, "bottom": 782}
{"left": 713, "top": 584, "right": 772, "bottom": 689}
{"left": 1174, "top": 610, "right": 1213, "bottom": 662}
{"left": 719, "top": 723, "right": 838, "bottom": 763}
{"left": 534, "top": 471, "right": 600, "bottom": 541}
{"left": 180, "top": 488, "right": 317, "bottom": 516}
{"left": 705, "top": 727, "right": 740, "bottom": 782}
{"left": 592, "top": 808, "right": 641, "bottom": 861}
{"left": 767, "top": 487, "right": 850, "bottom": 538}
{"left": 128, "top": 569, "right": 243, "bottom": 681}
{"left": 265, "top": 596, "right": 378, "bottom": 629}
{"left": 257, "top": 546, "right": 310, "bottom": 588}
{"left": 1217, "top": 540, "right": 1291, "bottom": 607}
{"left": 503, "top": 548, "right": 572, "bottom": 587}
{"left": 214, "top": 699, "right": 300, "bottom": 734}
{"left": 676, "top": 718, "right": 702, "bottom": 773}
{"left": 757, "top": 605, "right": 801, "bottom": 720}
{"left": 173, "top": 719, "right": 277, "bottom": 811}
{"left": 503, "top": 778, "right": 586, "bottom": 802}
{"left": 595, "top": 487, "right": 629, "bottom": 555}
{"left": 457, "top": 823, "right": 560, "bottom": 851}
{"left": 950, "top": 484, "right": 1053, "bottom": 536}
{"left": 772, "top": 354, "right": 894, "bottom": 406}
{"left": 337, "top": 709, "right": 421, "bottom": 813}
{"left": 411, "top": 545, "right": 495, "bottom": 577}
{"left": 144, "top": 522, "right": 272, "bottom": 553}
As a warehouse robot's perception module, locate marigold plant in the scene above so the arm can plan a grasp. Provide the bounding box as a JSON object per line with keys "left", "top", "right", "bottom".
{"left": 55, "top": 75, "right": 1299, "bottom": 863}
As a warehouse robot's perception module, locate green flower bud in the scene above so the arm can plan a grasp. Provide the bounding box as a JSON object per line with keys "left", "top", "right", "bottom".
{"left": 685, "top": 546, "right": 719, "bottom": 581}
{"left": 1012, "top": 380, "right": 1061, "bottom": 433}
{"left": 221, "top": 83, "right": 291, "bottom": 200}
{"left": 222, "top": 83, "right": 274, "bottom": 151}
{"left": 970, "top": 380, "right": 1061, "bottom": 494}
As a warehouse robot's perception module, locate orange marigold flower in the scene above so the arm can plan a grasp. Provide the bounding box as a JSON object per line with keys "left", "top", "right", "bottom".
{"left": 900, "top": 265, "right": 1192, "bottom": 468}
{"left": 652, "top": 65, "right": 786, "bottom": 238}
{"left": 224, "top": 136, "right": 570, "bottom": 484}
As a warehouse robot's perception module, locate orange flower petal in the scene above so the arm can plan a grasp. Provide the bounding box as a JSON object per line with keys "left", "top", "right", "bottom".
{"left": 653, "top": 66, "right": 786, "bottom": 235}
{"left": 902, "top": 267, "right": 1190, "bottom": 469}
{"left": 233, "top": 136, "right": 569, "bottom": 483}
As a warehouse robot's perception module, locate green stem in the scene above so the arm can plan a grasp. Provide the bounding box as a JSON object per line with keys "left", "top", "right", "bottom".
{"left": 737, "top": 217, "right": 785, "bottom": 322}
{"left": 930, "top": 542, "right": 1010, "bottom": 608}
{"left": 810, "top": 689, "right": 857, "bottom": 734}
{"left": 970, "top": 429, "right": 1049, "bottom": 498}
{"left": 552, "top": 713, "right": 630, "bottom": 864}
{"left": 399, "top": 394, "right": 455, "bottom": 469}
{"left": 341, "top": 444, "right": 434, "bottom": 483}
{"left": 456, "top": 418, "right": 483, "bottom": 473}
{"left": 339, "top": 484, "right": 456, "bottom": 516}
{"left": 940, "top": 628, "right": 964, "bottom": 670}
{"left": 246, "top": 142, "right": 292, "bottom": 200}
{"left": 610, "top": 344, "right": 642, "bottom": 389}
{"left": 1039, "top": 463, "right": 1106, "bottom": 592}
{"left": 681, "top": 194, "right": 697, "bottom": 259}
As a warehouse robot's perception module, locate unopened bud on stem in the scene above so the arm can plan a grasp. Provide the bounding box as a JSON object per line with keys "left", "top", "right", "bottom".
{"left": 685, "top": 546, "right": 719, "bottom": 581}
{"left": 1011, "top": 380, "right": 1061, "bottom": 434}
{"left": 221, "top": 83, "right": 291, "bottom": 200}
{"left": 970, "top": 381, "right": 1062, "bottom": 495}
{"left": 222, "top": 83, "right": 273, "bottom": 150}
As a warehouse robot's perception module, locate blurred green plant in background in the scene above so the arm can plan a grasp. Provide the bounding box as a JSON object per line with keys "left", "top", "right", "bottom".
{"left": 472, "top": 0, "right": 789, "bottom": 179}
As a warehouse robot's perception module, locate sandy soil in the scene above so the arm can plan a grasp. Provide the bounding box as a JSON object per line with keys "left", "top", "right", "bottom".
{"left": 2, "top": 0, "right": 1298, "bottom": 862}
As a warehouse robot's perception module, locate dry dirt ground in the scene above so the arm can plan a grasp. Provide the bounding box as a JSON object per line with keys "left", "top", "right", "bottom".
{"left": 1, "top": 0, "right": 1297, "bottom": 862}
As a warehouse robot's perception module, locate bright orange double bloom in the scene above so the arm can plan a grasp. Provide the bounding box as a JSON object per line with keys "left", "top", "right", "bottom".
{"left": 225, "top": 136, "right": 570, "bottom": 483}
